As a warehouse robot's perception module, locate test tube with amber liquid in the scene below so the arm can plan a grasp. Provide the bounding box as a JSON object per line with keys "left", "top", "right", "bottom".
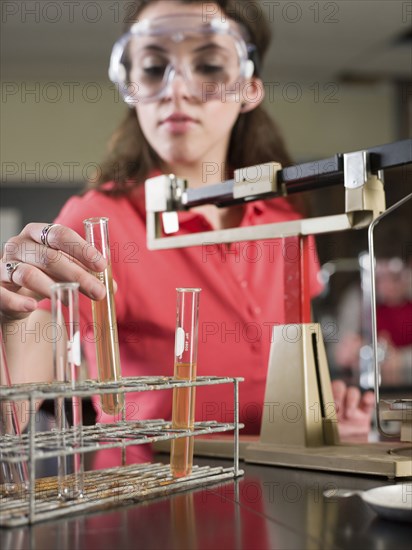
{"left": 170, "top": 288, "right": 201, "bottom": 478}
{"left": 84, "top": 217, "right": 124, "bottom": 415}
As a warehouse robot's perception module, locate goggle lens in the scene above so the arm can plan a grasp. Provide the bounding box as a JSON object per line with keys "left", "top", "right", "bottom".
{"left": 109, "top": 16, "right": 254, "bottom": 104}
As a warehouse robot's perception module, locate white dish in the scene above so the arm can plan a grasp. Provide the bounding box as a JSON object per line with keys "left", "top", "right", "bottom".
{"left": 324, "top": 484, "right": 412, "bottom": 522}
{"left": 361, "top": 485, "right": 412, "bottom": 522}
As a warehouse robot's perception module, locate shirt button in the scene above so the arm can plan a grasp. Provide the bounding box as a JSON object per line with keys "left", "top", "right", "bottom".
{"left": 240, "top": 280, "right": 248, "bottom": 289}
{"left": 254, "top": 306, "right": 261, "bottom": 315}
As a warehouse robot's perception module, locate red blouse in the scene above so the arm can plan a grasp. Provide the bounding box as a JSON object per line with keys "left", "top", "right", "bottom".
{"left": 41, "top": 183, "right": 321, "bottom": 466}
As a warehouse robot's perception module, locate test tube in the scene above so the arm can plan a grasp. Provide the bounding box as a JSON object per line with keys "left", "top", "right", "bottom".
{"left": 0, "top": 327, "right": 29, "bottom": 495}
{"left": 83, "top": 217, "right": 124, "bottom": 415}
{"left": 170, "top": 288, "right": 201, "bottom": 478}
{"left": 51, "top": 282, "right": 84, "bottom": 500}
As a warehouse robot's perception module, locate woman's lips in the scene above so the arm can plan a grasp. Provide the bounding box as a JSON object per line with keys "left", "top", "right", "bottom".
{"left": 160, "top": 113, "right": 198, "bottom": 133}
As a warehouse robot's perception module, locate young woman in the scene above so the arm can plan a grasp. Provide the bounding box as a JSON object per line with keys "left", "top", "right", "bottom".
{"left": 1, "top": 0, "right": 374, "bottom": 467}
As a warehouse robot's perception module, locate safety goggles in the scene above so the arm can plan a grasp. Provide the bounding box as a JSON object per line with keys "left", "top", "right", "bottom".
{"left": 109, "top": 14, "right": 255, "bottom": 104}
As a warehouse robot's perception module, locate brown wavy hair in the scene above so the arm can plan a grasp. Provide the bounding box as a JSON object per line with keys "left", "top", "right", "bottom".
{"left": 92, "top": 0, "right": 294, "bottom": 195}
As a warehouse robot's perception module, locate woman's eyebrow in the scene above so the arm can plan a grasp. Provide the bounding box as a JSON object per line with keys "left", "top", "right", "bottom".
{"left": 193, "top": 43, "right": 227, "bottom": 54}
{"left": 136, "top": 41, "right": 228, "bottom": 55}
{"left": 139, "top": 44, "right": 168, "bottom": 53}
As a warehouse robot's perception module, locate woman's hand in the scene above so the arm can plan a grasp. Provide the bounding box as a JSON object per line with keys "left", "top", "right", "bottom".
{"left": 331, "top": 380, "right": 375, "bottom": 440}
{"left": 334, "top": 332, "right": 363, "bottom": 369}
{"left": 1, "top": 223, "right": 107, "bottom": 322}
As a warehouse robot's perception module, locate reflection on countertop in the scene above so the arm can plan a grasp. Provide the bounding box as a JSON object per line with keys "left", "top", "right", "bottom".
{"left": 1, "top": 456, "right": 411, "bottom": 550}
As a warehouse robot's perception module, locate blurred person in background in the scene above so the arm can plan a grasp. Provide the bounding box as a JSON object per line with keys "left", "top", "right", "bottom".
{"left": 334, "top": 256, "right": 412, "bottom": 391}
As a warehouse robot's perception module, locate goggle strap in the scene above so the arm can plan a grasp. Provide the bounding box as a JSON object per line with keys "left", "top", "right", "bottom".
{"left": 247, "top": 44, "right": 260, "bottom": 77}
{"left": 245, "top": 60, "right": 255, "bottom": 79}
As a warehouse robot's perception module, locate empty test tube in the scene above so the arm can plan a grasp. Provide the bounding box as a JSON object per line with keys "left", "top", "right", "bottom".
{"left": 170, "top": 288, "right": 201, "bottom": 478}
{"left": 84, "top": 217, "right": 124, "bottom": 415}
{"left": 51, "top": 282, "right": 84, "bottom": 500}
{"left": 0, "top": 327, "right": 29, "bottom": 495}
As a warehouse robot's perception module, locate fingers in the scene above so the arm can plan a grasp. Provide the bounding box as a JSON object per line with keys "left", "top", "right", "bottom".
{"left": 1, "top": 256, "right": 106, "bottom": 302}
{"left": 20, "top": 223, "right": 107, "bottom": 272}
{"left": 0, "top": 286, "right": 37, "bottom": 320}
{"left": 343, "top": 386, "right": 362, "bottom": 417}
{"left": 331, "top": 379, "right": 346, "bottom": 419}
{"left": 331, "top": 381, "right": 374, "bottom": 439}
{"left": 2, "top": 257, "right": 106, "bottom": 301}
{"left": 1, "top": 223, "right": 107, "bottom": 302}
{"left": 345, "top": 387, "right": 376, "bottom": 419}
{"left": 359, "top": 390, "right": 375, "bottom": 415}
{"left": 333, "top": 382, "right": 375, "bottom": 419}
{"left": 331, "top": 380, "right": 374, "bottom": 420}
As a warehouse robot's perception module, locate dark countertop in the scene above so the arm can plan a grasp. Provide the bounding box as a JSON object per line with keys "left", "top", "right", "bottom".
{"left": 1, "top": 455, "right": 411, "bottom": 550}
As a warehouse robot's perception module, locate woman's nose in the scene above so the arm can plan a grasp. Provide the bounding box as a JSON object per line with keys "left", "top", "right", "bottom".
{"left": 163, "top": 68, "right": 195, "bottom": 101}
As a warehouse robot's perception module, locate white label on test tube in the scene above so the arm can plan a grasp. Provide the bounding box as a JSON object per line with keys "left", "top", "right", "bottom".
{"left": 175, "top": 327, "right": 185, "bottom": 359}
{"left": 67, "top": 331, "right": 81, "bottom": 367}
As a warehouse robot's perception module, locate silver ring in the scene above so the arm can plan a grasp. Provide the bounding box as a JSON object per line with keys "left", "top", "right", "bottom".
{"left": 5, "top": 261, "right": 22, "bottom": 284}
{"left": 40, "top": 223, "right": 56, "bottom": 247}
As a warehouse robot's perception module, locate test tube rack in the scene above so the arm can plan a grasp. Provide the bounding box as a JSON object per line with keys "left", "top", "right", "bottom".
{"left": 0, "top": 375, "right": 244, "bottom": 527}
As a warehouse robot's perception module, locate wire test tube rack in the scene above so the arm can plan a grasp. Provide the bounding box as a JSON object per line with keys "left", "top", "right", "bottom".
{"left": 0, "top": 375, "right": 244, "bottom": 527}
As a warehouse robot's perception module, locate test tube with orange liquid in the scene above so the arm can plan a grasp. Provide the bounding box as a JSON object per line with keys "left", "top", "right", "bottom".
{"left": 170, "top": 288, "right": 201, "bottom": 478}
{"left": 84, "top": 217, "right": 124, "bottom": 416}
